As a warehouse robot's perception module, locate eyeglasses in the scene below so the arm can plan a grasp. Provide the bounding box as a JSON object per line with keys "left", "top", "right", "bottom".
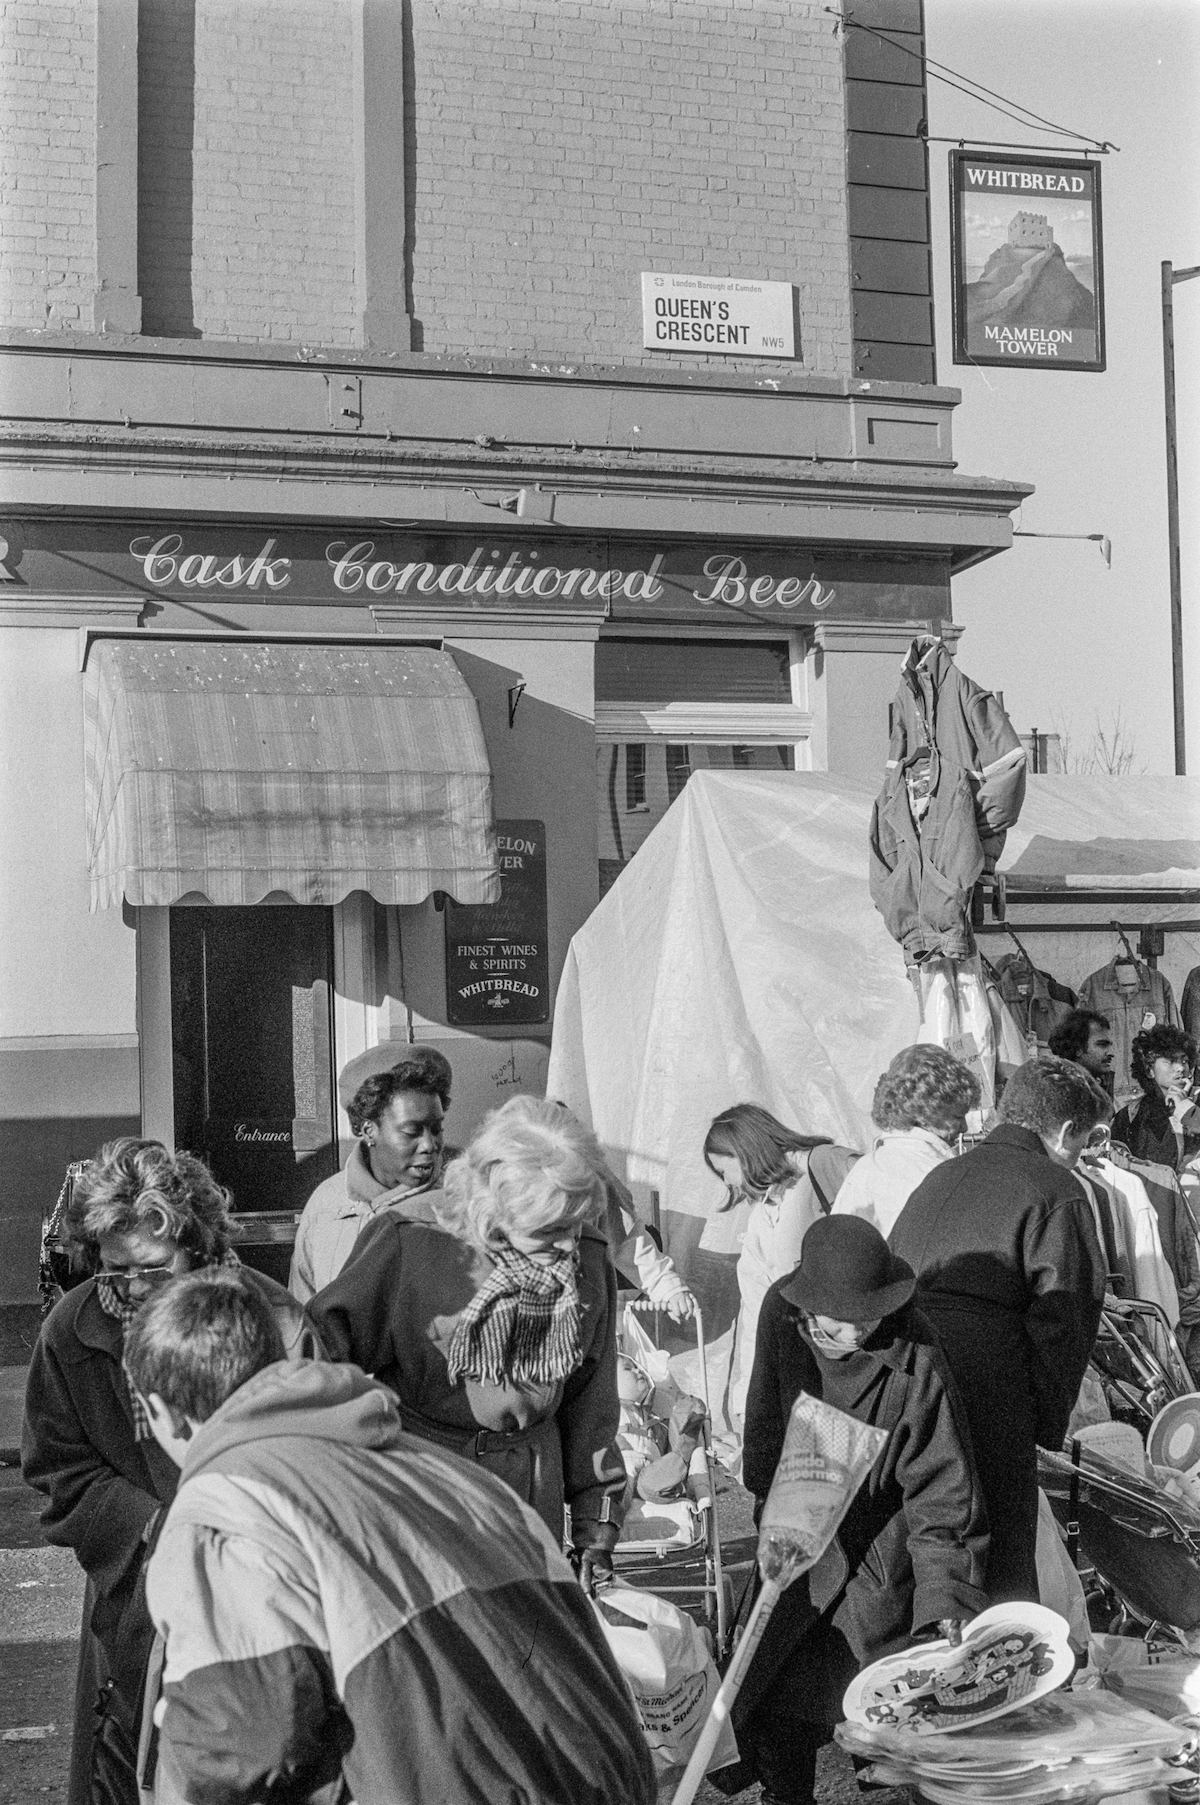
{"left": 101, "top": 1264, "right": 178, "bottom": 1292}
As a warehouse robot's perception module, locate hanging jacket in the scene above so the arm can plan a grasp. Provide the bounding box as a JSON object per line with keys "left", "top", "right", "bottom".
{"left": 1182, "top": 966, "right": 1200, "bottom": 1044}
{"left": 992, "top": 955, "right": 1077, "bottom": 1049}
{"left": 870, "top": 639, "right": 1026, "bottom": 964}
{"left": 1078, "top": 957, "right": 1180, "bottom": 1101}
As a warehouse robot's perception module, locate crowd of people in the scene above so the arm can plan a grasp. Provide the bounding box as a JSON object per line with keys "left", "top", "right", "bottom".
{"left": 21, "top": 1017, "right": 1199, "bottom": 1805}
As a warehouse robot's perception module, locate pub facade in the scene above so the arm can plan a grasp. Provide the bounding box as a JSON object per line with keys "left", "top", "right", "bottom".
{"left": 0, "top": 0, "right": 1030, "bottom": 1321}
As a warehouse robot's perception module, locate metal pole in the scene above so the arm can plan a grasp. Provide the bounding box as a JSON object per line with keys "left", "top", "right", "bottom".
{"left": 1163, "top": 261, "right": 1186, "bottom": 775}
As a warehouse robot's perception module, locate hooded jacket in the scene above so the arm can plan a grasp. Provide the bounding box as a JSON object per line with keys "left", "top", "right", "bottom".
{"left": 870, "top": 639, "right": 1026, "bottom": 964}
{"left": 146, "top": 1362, "right": 654, "bottom": 1805}
{"left": 22, "top": 1266, "right": 318, "bottom": 1805}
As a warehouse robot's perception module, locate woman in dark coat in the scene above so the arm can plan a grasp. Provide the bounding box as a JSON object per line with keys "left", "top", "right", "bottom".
{"left": 311, "top": 1095, "right": 627, "bottom": 1589}
{"left": 22, "top": 1139, "right": 317, "bottom": 1805}
{"left": 733, "top": 1215, "right": 989, "bottom": 1805}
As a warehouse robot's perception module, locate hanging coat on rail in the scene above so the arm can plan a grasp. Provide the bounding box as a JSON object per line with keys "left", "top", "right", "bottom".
{"left": 870, "top": 638, "right": 1027, "bottom": 967}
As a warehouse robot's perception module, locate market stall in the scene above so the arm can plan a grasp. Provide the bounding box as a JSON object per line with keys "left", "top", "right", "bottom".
{"left": 548, "top": 770, "right": 1200, "bottom": 1314}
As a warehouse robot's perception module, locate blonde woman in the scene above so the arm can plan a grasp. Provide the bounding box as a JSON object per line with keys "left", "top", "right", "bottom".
{"left": 311, "top": 1095, "right": 626, "bottom": 1588}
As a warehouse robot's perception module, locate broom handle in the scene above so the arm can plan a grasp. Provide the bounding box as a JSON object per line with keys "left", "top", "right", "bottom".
{"left": 670, "top": 1577, "right": 783, "bottom": 1805}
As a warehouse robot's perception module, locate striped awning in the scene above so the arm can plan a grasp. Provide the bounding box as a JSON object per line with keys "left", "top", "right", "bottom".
{"left": 83, "top": 640, "right": 500, "bottom": 909}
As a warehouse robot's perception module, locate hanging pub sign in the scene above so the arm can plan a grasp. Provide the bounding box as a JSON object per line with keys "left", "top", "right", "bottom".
{"left": 949, "top": 150, "right": 1105, "bottom": 372}
{"left": 444, "top": 820, "right": 550, "bottom": 1026}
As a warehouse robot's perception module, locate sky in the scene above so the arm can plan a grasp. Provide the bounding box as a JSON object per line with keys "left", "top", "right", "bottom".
{"left": 924, "top": 0, "right": 1200, "bottom": 776}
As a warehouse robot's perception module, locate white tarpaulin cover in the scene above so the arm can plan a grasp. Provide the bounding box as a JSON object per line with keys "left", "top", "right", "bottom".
{"left": 997, "top": 775, "right": 1200, "bottom": 887}
{"left": 548, "top": 771, "right": 914, "bottom": 1235}
{"left": 548, "top": 771, "right": 1200, "bottom": 1240}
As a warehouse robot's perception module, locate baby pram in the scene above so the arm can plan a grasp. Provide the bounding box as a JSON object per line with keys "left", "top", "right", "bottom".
{"left": 1039, "top": 1294, "right": 1200, "bottom": 1638}
{"left": 612, "top": 1300, "right": 754, "bottom": 1661}
{"left": 1087, "top": 1295, "right": 1194, "bottom": 1435}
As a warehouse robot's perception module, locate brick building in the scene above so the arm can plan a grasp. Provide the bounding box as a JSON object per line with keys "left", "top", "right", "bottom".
{"left": 0, "top": 0, "right": 1028, "bottom": 1326}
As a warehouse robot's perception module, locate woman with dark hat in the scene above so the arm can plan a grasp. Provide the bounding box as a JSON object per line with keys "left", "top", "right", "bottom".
{"left": 730, "top": 1214, "right": 989, "bottom": 1805}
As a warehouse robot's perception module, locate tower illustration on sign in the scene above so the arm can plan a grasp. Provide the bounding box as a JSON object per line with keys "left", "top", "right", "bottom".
{"left": 966, "top": 210, "right": 1096, "bottom": 334}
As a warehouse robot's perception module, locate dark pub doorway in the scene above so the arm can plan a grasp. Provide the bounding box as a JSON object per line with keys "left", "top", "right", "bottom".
{"left": 169, "top": 906, "right": 338, "bottom": 1278}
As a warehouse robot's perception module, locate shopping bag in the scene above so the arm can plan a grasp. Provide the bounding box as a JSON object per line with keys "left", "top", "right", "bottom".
{"left": 591, "top": 1584, "right": 739, "bottom": 1778}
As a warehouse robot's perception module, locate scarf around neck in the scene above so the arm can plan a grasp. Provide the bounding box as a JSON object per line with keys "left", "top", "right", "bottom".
{"left": 446, "top": 1241, "right": 582, "bottom": 1388}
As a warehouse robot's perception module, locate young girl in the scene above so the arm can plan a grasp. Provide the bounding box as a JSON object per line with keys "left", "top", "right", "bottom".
{"left": 702, "top": 1104, "right": 858, "bottom": 1443}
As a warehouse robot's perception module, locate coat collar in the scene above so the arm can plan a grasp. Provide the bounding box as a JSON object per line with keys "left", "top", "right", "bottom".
{"left": 343, "top": 1138, "right": 439, "bottom": 1214}
{"left": 776, "top": 1296, "right": 913, "bottom": 1408}
{"left": 1098, "top": 954, "right": 1150, "bottom": 994}
{"left": 55, "top": 1278, "right": 125, "bottom": 1362}
{"left": 983, "top": 1123, "right": 1052, "bottom": 1159}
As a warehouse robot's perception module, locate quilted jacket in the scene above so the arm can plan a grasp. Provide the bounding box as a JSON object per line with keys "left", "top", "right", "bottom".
{"left": 146, "top": 1361, "right": 654, "bottom": 1805}
{"left": 870, "top": 639, "right": 1026, "bottom": 964}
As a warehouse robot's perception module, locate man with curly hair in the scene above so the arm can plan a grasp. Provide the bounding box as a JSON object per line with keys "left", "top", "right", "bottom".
{"left": 1113, "top": 1023, "right": 1199, "bottom": 1171}
{"left": 22, "top": 1139, "right": 316, "bottom": 1805}
{"left": 833, "top": 1045, "right": 980, "bottom": 1238}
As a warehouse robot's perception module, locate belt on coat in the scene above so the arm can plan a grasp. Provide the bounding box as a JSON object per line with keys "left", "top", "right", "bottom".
{"left": 400, "top": 1402, "right": 550, "bottom": 1459}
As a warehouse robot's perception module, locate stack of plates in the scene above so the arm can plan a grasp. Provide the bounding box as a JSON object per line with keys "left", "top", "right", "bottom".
{"left": 837, "top": 1685, "right": 1192, "bottom": 1803}
{"left": 842, "top": 1604, "right": 1075, "bottom": 1736}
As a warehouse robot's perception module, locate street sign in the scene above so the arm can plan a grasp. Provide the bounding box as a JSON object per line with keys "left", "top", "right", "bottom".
{"left": 642, "top": 271, "right": 796, "bottom": 358}
{"left": 444, "top": 820, "right": 550, "bottom": 1026}
{"left": 949, "top": 151, "right": 1105, "bottom": 372}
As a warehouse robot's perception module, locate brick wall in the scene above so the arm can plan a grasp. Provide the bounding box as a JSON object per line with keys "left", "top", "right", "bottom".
{"left": 0, "top": 0, "right": 97, "bottom": 332}
{"left": 139, "top": 0, "right": 358, "bottom": 344}
{"left": 408, "top": 0, "right": 854, "bottom": 374}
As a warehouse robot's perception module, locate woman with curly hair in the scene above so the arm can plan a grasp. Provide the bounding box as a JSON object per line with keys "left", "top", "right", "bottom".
{"left": 22, "top": 1138, "right": 317, "bottom": 1805}
{"left": 1113, "top": 1024, "right": 1200, "bottom": 1172}
{"left": 833, "top": 1045, "right": 980, "bottom": 1238}
{"left": 311, "top": 1094, "right": 626, "bottom": 1591}
{"left": 702, "top": 1105, "right": 859, "bottom": 1443}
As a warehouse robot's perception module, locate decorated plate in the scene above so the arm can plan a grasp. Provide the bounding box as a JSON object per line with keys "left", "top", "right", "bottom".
{"left": 842, "top": 1603, "right": 1074, "bottom": 1737}
{"left": 1147, "top": 1393, "right": 1200, "bottom": 1474}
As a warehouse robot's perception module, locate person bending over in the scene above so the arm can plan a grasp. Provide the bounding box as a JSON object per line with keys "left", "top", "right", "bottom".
{"left": 23, "top": 1139, "right": 316, "bottom": 1805}
{"left": 702, "top": 1104, "right": 858, "bottom": 1440}
{"left": 127, "top": 1272, "right": 654, "bottom": 1805}
{"left": 729, "top": 1215, "right": 988, "bottom": 1805}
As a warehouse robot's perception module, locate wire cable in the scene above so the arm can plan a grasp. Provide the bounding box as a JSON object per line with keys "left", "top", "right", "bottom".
{"left": 824, "top": 8, "right": 1118, "bottom": 153}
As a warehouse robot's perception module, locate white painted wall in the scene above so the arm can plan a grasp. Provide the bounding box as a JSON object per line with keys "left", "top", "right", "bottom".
{"left": 0, "top": 628, "right": 137, "bottom": 1040}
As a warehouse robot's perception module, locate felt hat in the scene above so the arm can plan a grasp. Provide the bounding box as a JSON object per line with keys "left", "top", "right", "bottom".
{"left": 337, "top": 1042, "right": 453, "bottom": 1110}
{"left": 780, "top": 1214, "right": 915, "bottom": 1321}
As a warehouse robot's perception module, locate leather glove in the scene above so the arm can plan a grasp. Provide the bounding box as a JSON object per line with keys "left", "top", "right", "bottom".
{"left": 571, "top": 1546, "right": 614, "bottom": 1596}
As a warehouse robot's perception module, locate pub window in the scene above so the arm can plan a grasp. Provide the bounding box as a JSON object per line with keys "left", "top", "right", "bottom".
{"left": 625, "top": 743, "right": 648, "bottom": 811}
{"left": 595, "top": 636, "right": 812, "bottom": 896}
{"left": 665, "top": 743, "right": 691, "bottom": 804}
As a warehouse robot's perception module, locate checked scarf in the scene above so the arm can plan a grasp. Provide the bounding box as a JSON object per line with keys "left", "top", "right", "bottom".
{"left": 101, "top": 1248, "right": 241, "bottom": 1440}
{"left": 446, "top": 1242, "right": 582, "bottom": 1388}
